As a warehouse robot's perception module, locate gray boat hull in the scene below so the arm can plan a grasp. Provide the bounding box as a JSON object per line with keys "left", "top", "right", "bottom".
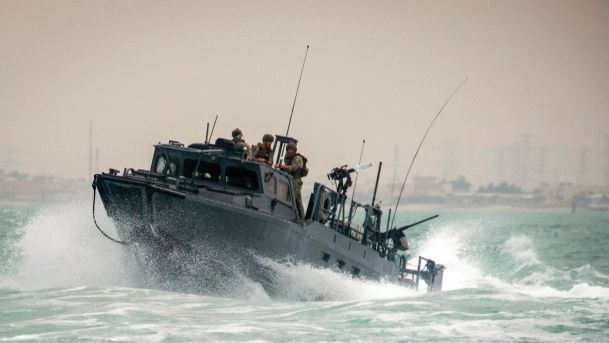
{"left": 94, "top": 174, "right": 402, "bottom": 293}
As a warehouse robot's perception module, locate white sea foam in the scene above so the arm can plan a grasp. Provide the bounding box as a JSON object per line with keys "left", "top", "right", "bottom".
{"left": 254, "top": 257, "right": 422, "bottom": 301}
{"left": 5, "top": 200, "right": 609, "bottom": 304}
{"left": 416, "top": 224, "right": 492, "bottom": 291}
{"left": 511, "top": 282, "right": 609, "bottom": 299}
{"left": 414, "top": 223, "right": 609, "bottom": 300}
{"left": 502, "top": 235, "right": 539, "bottom": 263}
{"left": 1, "top": 199, "right": 132, "bottom": 290}
{"left": 0, "top": 334, "right": 43, "bottom": 342}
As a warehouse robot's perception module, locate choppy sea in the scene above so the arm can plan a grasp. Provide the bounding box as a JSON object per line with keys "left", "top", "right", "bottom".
{"left": 1, "top": 198, "right": 608, "bottom": 342}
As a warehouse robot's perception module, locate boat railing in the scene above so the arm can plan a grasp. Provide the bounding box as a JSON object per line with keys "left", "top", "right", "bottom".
{"left": 398, "top": 256, "right": 444, "bottom": 292}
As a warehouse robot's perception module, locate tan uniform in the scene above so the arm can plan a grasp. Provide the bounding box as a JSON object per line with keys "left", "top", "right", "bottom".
{"left": 285, "top": 154, "right": 304, "bottom": 218}
{"left": 251, "top": 143, "right": 274, "bottom": 165}
{"left": 233, "top": 139, "right": 251, "bottom": 159}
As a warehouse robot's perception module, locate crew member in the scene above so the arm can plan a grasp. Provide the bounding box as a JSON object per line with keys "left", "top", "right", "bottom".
{"left": 231, "top": 128, "right": 251, "bottom": 159}
{"left": 275, "top": 143, "right": 306, "bottom": 218}
{"left": 251, "top": 134, "right": 274, "bottom": 165}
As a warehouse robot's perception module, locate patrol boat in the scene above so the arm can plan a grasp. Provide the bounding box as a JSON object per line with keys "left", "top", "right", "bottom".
{"left": 92, "top": 135, "right": 445, "bottom": 293}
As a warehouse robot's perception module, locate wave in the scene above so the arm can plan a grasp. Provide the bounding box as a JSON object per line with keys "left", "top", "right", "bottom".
{"left": 414, "top": 220, "right": 609, "bottom": 300}
{"left": 253, "top": 256, "right": 421, "bottom": 302}
{"left": 3, "top": 199, "right": 609, "bottom": 302}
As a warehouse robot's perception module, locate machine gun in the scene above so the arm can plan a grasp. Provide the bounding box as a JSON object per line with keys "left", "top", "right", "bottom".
{"left": 325, "top": 163, "right": 373, "bottom": 231}
{"left": 327, "top": 164, "right": 353, "bottom": 189}
{"left": 381, "top": 214, "right": 439, "bottom": 251}
{"left": 327, "top": 162, "right": 373, "bottom": 201}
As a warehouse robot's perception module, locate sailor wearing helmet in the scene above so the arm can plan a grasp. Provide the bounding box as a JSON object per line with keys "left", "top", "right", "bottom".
{"left": 276, "top": 143, "right": 307, "bottom": 218}
{"left": 231, "top": 128, "right": 251, "bottom": 159}
{"left": 251, "top": 134, "right": 275, "bottom": 165}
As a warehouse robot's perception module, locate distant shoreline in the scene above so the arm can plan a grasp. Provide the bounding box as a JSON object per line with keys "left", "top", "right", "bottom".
{"left": 1, "top": 198, "right": 601, "bottom": 214}
{"left": 395, "top": 203, "right": 601, "bottom": 213}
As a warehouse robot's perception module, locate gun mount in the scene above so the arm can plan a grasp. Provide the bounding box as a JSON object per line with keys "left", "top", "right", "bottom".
{"left": 304, "top": 164, "right": 444, "bottom": 291}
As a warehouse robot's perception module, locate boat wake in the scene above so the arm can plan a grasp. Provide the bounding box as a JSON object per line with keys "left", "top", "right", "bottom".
{"left": 251, "top": 256, "right": 421, "bottom": 301}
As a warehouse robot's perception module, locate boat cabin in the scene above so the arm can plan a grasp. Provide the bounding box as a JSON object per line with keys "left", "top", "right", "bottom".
{"left": 148, "top": 138, "right": 389, "bottom": 250}
{"left": 146, "top": 138, "right": 299, "bottom": 221}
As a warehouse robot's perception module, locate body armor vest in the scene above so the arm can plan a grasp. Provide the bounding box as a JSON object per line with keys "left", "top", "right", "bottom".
{"left": 255, "top": 143, "right": 272, "bottom": 163}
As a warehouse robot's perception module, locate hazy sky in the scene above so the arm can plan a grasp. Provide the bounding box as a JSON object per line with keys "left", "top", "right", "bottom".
{"left": 1, "top": 0, "right": 608, "bottom": 187}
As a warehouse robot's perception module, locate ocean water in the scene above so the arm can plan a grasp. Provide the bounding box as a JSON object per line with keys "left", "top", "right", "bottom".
{"left": 1, "top": 199, "right": 608, "bottom": 342}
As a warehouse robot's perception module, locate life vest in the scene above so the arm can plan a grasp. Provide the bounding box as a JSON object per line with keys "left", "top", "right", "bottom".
{"left": 285, "top": 153, "right": 309, "bottom": 177}
{"left": 234, "top": 140, "right": 249, "bottom": 159}
{"left": 255, "top": 143, "right": 273, "bottom": 162}
{"left": 298, "top": 153, "right": 309, "bottom": 177}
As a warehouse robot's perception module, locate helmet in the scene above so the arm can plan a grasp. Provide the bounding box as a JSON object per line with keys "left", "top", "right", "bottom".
{"left": 232, "top": 128, "right": 243, "bottom": 138}
{"left": 262, "top": 134, "right": 274, "bottom": 143}
{"left": 286, "top": 143, "right": 297, "bottom": 151}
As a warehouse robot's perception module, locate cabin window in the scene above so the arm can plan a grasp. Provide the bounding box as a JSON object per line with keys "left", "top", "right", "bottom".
{"left": 264, "top": 173, "right": 276, "bottom": 194}
{"left": 336, "top": 259, "right": 345, "bottom": 269}
{"left": 276, "top": 180, "right": 291, "bottom": 202}
{"left": 321, "top": 252, "right": 331, "bottom": 262}
{"left": 225, "top": 167, "right": 259, "bottom": 190}
{"left": 183, "top": 159, "right": 221, "bottom": 182}
{"left": 154, "top": 154, "right": 179, "bottom": 177}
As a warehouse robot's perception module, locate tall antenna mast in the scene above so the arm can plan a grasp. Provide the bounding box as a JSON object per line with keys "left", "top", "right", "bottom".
{"left": 205, "top": 123, "right": 209, "bottom": 144}
{"left": 390, "top": 78, "right": 468, "bottom": 229}
{"left": 209, "top": 114, "right": 219, "bottom": 143}
{"left": 389, "top": 145, "right": 398, "bottom": 208}
{"left": 88, "top": 121, "right": 93, "bottom": 179}
{"left": 285, "top": 45, "right": 310, "bottom": 137}
{"left": 94, "top": 148, "right": 100, "bottom": 174}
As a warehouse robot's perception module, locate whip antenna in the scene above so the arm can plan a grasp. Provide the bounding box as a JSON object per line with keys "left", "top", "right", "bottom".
{"left": 389, "top": 145, "right": 398, "bottom": 207}
{"left": 285, "top": 45, "right": 310, "bottom": 137}
{"left": 390, "top": 77, "right": 468, "bottom": 228}
{"left": 208, "top": 114, "right": 218, "bottom": 143}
